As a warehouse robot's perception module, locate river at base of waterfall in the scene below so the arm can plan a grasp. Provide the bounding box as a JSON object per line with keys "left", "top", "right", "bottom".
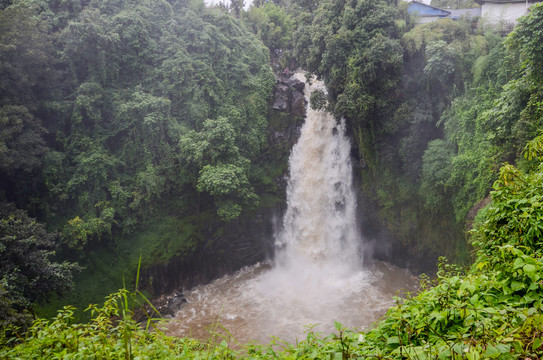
{"left": 164, "top": 260, "right": 418, "bottom": 345}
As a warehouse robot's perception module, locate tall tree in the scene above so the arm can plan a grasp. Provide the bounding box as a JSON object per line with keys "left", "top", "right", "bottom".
{"left": 230, "top": 0, "right": 245, "bottom": 17}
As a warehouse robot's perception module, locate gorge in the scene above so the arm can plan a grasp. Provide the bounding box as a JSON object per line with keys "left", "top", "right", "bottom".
{"left": 164, "top": 73, "right": 417, "bottom": 344}
{"left": 2, "top": 0, "right": 543, "bottom": 358}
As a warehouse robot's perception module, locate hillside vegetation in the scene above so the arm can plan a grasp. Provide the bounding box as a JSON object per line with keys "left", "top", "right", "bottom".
{"left": 292, "top": 0, "right": 543, "bottom": 264}
{"left": 1, "top": 0, "right": 543, "bottom": 357}
{"left": 1, "top": 0, "right": 277, "bottom": 323}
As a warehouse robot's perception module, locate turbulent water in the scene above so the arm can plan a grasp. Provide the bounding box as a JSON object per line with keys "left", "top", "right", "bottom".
{"left": 275, "top": 73, "right": 360, "bottom": 272}
{"left": 165, "top": 73, "right": 418, "bottom": 345}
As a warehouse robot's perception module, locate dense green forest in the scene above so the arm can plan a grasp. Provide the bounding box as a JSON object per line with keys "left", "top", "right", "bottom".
{"left": 1, "top": 0, "right": 543, "bottom": 357}
{"left": 1, "top": 0, "right": 280, "bottom": 326}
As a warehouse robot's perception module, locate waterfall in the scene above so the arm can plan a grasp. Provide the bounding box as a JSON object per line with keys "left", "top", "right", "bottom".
{"left": 275, "top": 72, "right": 361, "bottom": 272}
{"left": 253, "top": 72, "right": 367, "bottom": 324}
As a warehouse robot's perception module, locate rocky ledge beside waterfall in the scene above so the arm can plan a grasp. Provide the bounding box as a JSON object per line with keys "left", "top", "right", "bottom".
{"left": 272, "top": 70, "right": 306, "bottom": 116}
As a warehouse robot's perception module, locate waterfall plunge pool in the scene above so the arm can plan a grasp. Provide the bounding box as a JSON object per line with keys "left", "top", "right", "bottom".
{"left": 163, "top": 260, "right": 418, "bottom": 345}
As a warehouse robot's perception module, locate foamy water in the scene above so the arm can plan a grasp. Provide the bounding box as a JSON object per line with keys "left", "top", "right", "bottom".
{"left": 165, "top": 261, "right": 416, "bottom": 344}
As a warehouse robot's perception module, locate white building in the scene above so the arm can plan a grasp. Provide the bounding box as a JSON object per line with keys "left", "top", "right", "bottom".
{"left": 475, "top": 0, "right": 541, "bottom": 29}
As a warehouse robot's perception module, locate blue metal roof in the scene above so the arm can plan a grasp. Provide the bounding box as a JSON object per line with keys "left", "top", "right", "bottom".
{"left": 408, "top": 1, "right": 451, "bottom": 17}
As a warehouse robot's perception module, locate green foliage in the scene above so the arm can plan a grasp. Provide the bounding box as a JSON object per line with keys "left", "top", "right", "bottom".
{"left": 424, "top": 40, "right": 460, "bottom": 93}
{"left": 0, "top": 289, "right": 228, "bottom": 359}
{"left": 0, "top": 105, "right": 47, "bottom": 174}
{"left": 357, "top": 249, "right": 543, "bottom": 359}
{"left": 523, "top": 131, "right": 543, "bottom": 161}
{"left": 507, "top": 3, "right": 543, "bottom": 81}
{"left": 419, "top": 9, "right": 543, "bottom": 226}
{"left": 421, "top": 74, "right": 502, "bottom": 222}
{"left": 0, "top": 5, "right": 54, "bottom": 105}
{"left": 197, "top": 164, "right": 248, "bottom": 197}
{"left": 181, "top": 117, "right": 240, "bottom": 167}
{"left": 0, "top": 203, "right": 80, "bottom": 338}
{"left": 197, "top": 163, "right": 258, "bottom": 221}
{"left": 0, "top": 5, "right": 54, "bottom": 208}
{"left": 294, "top": 0, "right": 404, "bottom": 184}
{"left": 472, "top": 162, "right": 543, "bottom": 258}
{"left": 0, "top": 286, "right": 33, "bottom": 346}
{"left": 180, "top": 114, "right": 262, "bottom": 221}
{"left": 420, "top": 139, "right": 453, "bottom": 209}
{"left": 244, "top": 3, "right": 294, "bottom": 51}
{"left": 62, "top": 204, "right": 114, "bottom": 251}
{"left": 41, "top": 204, "right": 202, "bottom": 323}
{"left": 0, "top": 0, "right": 279, "bottom": 331}
{"left": 402, "top": 19, "right": 473, "bottom": 56}
{"left": 0, "top": 0, "right": 274, "bottom": 249}
{"left": 309, "top": 89, "right": 327, "bottom": 110}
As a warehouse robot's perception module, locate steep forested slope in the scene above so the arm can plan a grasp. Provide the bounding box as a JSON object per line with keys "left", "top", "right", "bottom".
{"left": 1, "top": 0, "right": 278, "bottom": 323}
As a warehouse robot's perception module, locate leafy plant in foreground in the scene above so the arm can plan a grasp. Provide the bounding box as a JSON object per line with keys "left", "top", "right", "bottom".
{"left": 0, "top": 259, "right": 238, "bottom": 359}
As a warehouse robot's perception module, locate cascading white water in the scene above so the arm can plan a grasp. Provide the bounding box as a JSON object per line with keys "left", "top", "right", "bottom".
{"left": 166, "top": 72, "right": 417, "bottom": 345}
{"left": 274, "top": 72, "right": 360, "bottom": 274}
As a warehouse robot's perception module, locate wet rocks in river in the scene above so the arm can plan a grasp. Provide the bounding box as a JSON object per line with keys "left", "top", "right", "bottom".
{"left": 135, "top": 290, "right": 187, "bottom": 321}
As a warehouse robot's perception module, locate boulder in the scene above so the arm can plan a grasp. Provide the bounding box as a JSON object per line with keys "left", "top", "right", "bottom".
{"left": 291, "top": 89, "right": 306, "bottom": 116}
{"left": 273, "top": 83, "right": 290, "bottom": 111}
{"left": 289, "top": 77, "right": 305, "bottom": 91}
{"left": 273, "top": 73, "right": 307, "bottom": 116}
{"left": 134, "top": 290, "right": 187, "bottom": 320}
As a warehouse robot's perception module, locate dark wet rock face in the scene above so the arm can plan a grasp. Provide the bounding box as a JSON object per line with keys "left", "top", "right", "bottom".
{"left": 272, "top": 72, "right": 306, "bottom": 115}
{"left": 273, "top": 83, "right": 290, "bottom": 111}
{"left": 291, "top": 89, "right": 306, "bottom": 116}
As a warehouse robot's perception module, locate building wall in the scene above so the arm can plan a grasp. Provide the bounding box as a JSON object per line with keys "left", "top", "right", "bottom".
{"left": 481, "top": 1, "right": 532, "bottom": 25}
{"left": 417, "top": 16, "right": 443, "bottom": 23}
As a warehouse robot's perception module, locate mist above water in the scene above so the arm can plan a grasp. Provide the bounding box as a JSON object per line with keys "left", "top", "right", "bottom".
{"left": 165, "top": 73, "right": 417, "bottom": 345}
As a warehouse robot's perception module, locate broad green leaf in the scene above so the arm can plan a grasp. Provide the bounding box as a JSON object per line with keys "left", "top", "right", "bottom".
{"left": 485, "top": 345, "right": 501, "bottom": 358}
{"left": 522, "top": 264, "right": 537, "bottom": 279}
{"left": 533, "top": 337, "right": 542, "bottom": 350}
{"left": 510, "top": 281, "right": 525, "bottom": 291}
{"left": 513, "top": 257, "right": 525, "bottom": 269}
{"left": 387, "top": 336, "right": 400, "bottom": 347}
{"left": 466, "top": 347, "right": 481, "bottom": 360}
